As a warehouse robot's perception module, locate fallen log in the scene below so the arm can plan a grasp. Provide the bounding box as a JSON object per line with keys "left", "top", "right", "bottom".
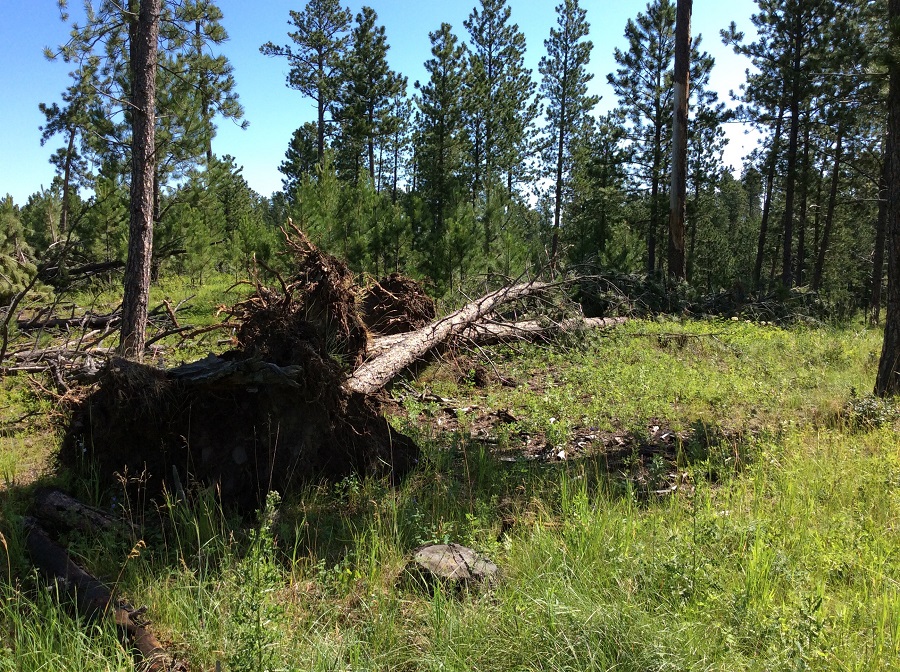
{"left": 16, "top": 309, "right": 121, "bottom": 332}
{"left": 365, "top": 316, "right": 628, "bottom": 359}
{"left": 23, "top": 518, "right": 186, "bottom": 671}
{"left": 345, "top": 280, "right": 550, "bottom": 395}
{"left": 31, "top": 487, "right": 137, "bottom": 538}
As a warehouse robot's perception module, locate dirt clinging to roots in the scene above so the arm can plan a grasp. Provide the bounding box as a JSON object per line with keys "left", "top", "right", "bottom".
{"left": 361, "top": 273, "right": 436, "bottom": 336}
{"left": 61, "top": 228, "right": 419, "bottom": 510}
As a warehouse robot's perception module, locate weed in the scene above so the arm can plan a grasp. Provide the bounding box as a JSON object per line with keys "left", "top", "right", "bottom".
{"left": 225, "top": 491, "right": 285, "bottom": 672}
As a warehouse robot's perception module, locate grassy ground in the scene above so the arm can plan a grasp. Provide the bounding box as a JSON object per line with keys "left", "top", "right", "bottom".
{"left": 0, "top": 313, "right": 898, "bottom": 671}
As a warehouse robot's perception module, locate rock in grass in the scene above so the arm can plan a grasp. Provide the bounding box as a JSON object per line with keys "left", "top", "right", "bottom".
{"left": 410, "top": 543, "right": 499, "bottom": 585}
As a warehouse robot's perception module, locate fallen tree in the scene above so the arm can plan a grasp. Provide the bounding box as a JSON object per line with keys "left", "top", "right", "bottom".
{"left": 363, "top": 316, "right": 629, "bottom": 362}
{"left": 346, "top": 280, "right": 549, "bottom": 395}
{"left": 59, "top": 229, "right": 626, "bottom": 507}
{"left": 24, "top": 517, "right": 186, "bottom": 671}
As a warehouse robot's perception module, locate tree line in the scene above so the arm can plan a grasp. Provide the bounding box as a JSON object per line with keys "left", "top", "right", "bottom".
{"left": 1, "top": 0, "right": 899, "bottom": 389}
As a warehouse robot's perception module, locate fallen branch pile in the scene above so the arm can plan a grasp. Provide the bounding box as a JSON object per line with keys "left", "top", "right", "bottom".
{"left": 1, "top": 297, "right": 194, "bottom": 378}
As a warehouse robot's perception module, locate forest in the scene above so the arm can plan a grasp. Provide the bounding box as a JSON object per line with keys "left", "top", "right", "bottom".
{"left": 1, "top": 0, "right": 900, "bottom": 670}
{"left": 0, "top": 0, "right": 892, "bottom": 318}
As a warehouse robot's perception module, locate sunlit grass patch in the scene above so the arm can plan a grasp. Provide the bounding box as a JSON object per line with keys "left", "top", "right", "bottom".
{"left": 0, "top": 316, "right": 896, "bottom": 670}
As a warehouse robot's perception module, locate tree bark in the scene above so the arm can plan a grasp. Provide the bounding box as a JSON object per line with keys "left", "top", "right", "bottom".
{"left": 119, "top": 0, "right": 161, "bottom": 361}
{"left": 876, "top": 0, "right": 900, "bottom": 396}
{"left": 870, "top": 152, "right": 889, "bottom": 324}
{"left": 812, "top": 126, "right": 844, "bottom": 292}
{"left": 667, "top": 0, "right": 691, "bottom": 281}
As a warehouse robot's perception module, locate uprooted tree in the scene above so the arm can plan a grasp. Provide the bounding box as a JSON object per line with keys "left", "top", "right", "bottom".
{"left": 61, "top": 226, "right": 622, "bottom": 508}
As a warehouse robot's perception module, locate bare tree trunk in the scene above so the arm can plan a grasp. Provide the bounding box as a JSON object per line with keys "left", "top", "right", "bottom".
{"left": 780, "top": 16, "right": 803, "bottom": 290}
{"left": 876, "top": 0, "right": 900, "bottom": 396}
{"left": 871, "top": 152, "right": 889, "bottom": 324}
{"left": 119, "top": 0, "right": 161, "bottom": 361}
{"left": 649, "top": 124, "right": 662, "bottom": 275}
{"left": 812, "top": 126, "right": 844, "bottom": 292}
{"left": 754, "top": 99, "right": 785, "bottom": 290}
{"left": 550, "top": 105, "right": 566, "bottom": 270}
{"left": 795, "top": 120, "right": 810, "bottom": 286}
{"left": 59, "top": 126, "right": 77, "bottom": 240}
{"left": 667, "top": 0, "right": 691, "bottom": 281}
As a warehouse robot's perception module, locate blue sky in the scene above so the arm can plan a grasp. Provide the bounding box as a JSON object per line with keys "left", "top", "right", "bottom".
{"left": 0, "top": 0, "right": 759, "bottom": 205}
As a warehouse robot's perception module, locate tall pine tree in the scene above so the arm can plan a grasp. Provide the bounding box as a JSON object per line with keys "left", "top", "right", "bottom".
{"left": 414, "top": 23, "right": 469, "bottom": 291}
{"left": 539, "top": 0, "right": 598, "bottom": 269}
{"left": 261, "top": 0, "right": 351, "bottom": 165}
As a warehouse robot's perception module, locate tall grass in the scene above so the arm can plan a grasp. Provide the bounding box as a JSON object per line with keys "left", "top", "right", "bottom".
{"left": 0, "top": 318, "right": 897, "bottom": 670}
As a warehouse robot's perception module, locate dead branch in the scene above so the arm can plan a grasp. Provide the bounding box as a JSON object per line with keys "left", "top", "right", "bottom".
{"left": 16, "top": 308, "right": 121, "bottom": 332}
{"left": 0, "top": 272, "right": 43, "bottom": 367}
{"left": 162, "top": 300, "right": 180, "bottom": 328}
{"left": 145, "top": 325, "right": 193, "bottom": 347}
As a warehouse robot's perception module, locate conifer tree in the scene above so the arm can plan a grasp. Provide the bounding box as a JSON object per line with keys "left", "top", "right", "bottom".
{"left": 335, "top": 6, "right": 406, "bottom": 183}
{"left": 50, "top": 0, "right": 245, "bottom": 358}
{"left": 609, "top": 0, "right": 719, "bottom": 276}
{"left": 723, "top": 0, "right": 844, "bottom": 289}
{"left": 565, "top": 113, "right": 629, "bottom": 265}
{"left": 262, "top": 0, "right": 351, "bottom": 166}
{"left": 280, "top": 122, "right": 319, "bottom": 197}
{"left": 463, "top": 0, "right": 536, "bottom": 253}
{"left": 539, "top": 0, "right": 598, "bottom": 269}
{"left": 0, "top": 197, "right": 35, "bottom": 305}
{"left": 414, "top": 23, "right": 469, "bottom": 289}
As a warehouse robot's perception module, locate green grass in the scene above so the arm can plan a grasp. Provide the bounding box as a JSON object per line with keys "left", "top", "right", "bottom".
{"left": 1, "top": 316, "right": 898, "bottom": 670}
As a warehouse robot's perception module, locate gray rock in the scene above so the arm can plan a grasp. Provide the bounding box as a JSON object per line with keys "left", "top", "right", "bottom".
{"left": 410, "top": 543, "right": 499, "bottom": 585}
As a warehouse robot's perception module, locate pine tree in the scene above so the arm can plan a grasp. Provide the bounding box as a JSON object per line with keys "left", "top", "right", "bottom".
{"left": 335, "top": 6, "right": 406, "bottom": 183}
{"left": 609, "top": 0, "right": 719, "bottom": 277}
{"left": 539, "top": 0, "right": 598, "bottom": 269}
{"left": 609, "top": 0, "right": 675, "bottom": 275}
{"left": 414, "top": 23, "right": 469, "bottom": 290}
{"left": 723, "top": 0, "right": 847, "bottom": 289}
{"left": 50, "top": 0, "right": 246, "bottom": 358}
{"left": 261, "top": 0, "right": 351, "bottom": 165}
{"left": 565, "top": 113, "right": 629, "bottom": 265}
{"left": 463, "top": 0, "right": 536, "bottom": 253}
{"left": 0, "top": 196, "right": 36, "bottom": 305}
{"left": 280, "top": 122, "right": 319, "bottom": 197}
